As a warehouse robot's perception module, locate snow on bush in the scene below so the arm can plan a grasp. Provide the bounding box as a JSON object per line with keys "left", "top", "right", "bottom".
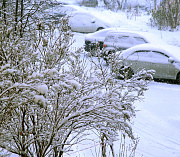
{"left": 34, "top": 95, "right": 46, "bottom": 107}
{"left": 43, "top": 68, "right": 60, "bottom": 77}
{"left": 65, "top": 79, "right": 81, "bottom": 90}
{"left": 28, "top": 72, "right": 44, "bottom": 79}
{"left": 0, "top": 64, "right": 10, "bottom": 72}
{"left": 36, "top": 84, "right": 48, "bottom": 95}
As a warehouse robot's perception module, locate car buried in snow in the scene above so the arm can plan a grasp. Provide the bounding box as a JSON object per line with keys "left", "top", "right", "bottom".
{"left": 44, "top": 4, "right": 85, "bottom": 24}
{"left": 84, "top": 27, "right": 122, "bottom": 56}
{"left": 68, "top": 11, "right": 110, "bottom": 33}
{"left": 116, "top": 43, "right": 180, "bottom": 83}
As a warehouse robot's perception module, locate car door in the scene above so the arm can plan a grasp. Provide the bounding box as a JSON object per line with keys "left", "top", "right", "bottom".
{"left": 150, "top": 51, "right": 176, "bottom": 79}
{"left": 125, "top": 50, "right": 152, "bottom": 73}
{"left": 117, "top": 35, "right": 132, "bottom": 50}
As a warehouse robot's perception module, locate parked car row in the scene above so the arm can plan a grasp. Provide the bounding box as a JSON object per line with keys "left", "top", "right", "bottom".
{"left": 84, "top": 28, "right": 180, "bottom": 83}
{"left": 84, "top": 28, "right": 164, "bottom": 57}
{"left": 44, "top": 3, "right": 180, "bottom": 84}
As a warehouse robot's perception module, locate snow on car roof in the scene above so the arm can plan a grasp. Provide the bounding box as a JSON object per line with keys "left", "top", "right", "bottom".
{"left": 56, "top": 0, "right": 77, "bottom": 5}
{"left": 45, "top": 5, "right": 85, "bottom": 15}
{"left": 121, "top": 43, "right": 180, "bottom": 61}
{"left": 105, "top": 30, "right": 165, "bottom": 44}
{"left": 85, "top": 27, "right": 121, "bottom": 39}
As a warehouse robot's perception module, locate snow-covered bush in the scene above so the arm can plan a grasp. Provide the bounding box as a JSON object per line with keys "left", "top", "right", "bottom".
{"left": 0, "top": 6, "right": 152, "bottom": 157}
{"left": 150, "top": 0, "right": 180, "bottom": 31}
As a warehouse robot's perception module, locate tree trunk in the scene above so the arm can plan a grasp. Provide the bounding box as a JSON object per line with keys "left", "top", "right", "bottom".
{"left": 1, "top": 0, "right": 6, "bottom": 24}
{"left": 15, "top": 0, "right": 19, "bottom": 32}
{"left": 154, "top": 0, "right": 157, "bottom": 10}
{"left": 101, "top": 134, "right": 106, "bottom": 157}
{"left": 21, "top": 109, "right": 27, "bottom": 157}
{"left": 20, "top": 0, "right": 23, "bottom": 37}
{"left": 174, "top": 0, "right": 179, "bottom": 29}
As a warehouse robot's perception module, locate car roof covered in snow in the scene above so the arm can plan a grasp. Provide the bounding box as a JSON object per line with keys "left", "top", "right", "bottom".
{"left": 105, "top": 30, "right": 165, "bottom": 44}
{"left": 120, "top": 43, "right": 180, "bottom": 61}
{"left": 85, "top": 27, "right": 122, "bottom": 40}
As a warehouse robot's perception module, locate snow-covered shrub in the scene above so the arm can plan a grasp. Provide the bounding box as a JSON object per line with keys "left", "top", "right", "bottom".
{"left": 150, "top": 0, "right": 180, "bottom": 31}
{"left": 0, "top": 7, "right": 152, "bottom": 157}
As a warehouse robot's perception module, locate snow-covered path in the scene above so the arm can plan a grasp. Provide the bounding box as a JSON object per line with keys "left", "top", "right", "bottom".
{"left": 134, "top": 82, "right": 180, "bottom": 157}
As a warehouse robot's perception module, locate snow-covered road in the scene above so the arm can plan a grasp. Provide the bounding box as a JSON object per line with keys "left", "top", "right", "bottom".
{"left": 134, "top": 82, "right": 180, "bottom": 157}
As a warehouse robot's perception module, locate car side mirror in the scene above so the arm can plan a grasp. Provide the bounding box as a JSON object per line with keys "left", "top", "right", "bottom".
{"left": 168, "top": 57, "right": 174, "bottom": 63}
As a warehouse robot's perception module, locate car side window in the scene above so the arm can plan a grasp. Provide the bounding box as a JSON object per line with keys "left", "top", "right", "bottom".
{"left": 117, "top": 36, "right": 130, "bottom": 42}
{"left": 75, "top": 14, "right": 91, "bottom": 23}
{"left": 150, "top": 51, "right": 169, "bottom": 63}
{"left": 133, "top": 37, "right": 147, "bottom": 44}
{"left": 128, "top": 50, "right": 151, "bottom": 61}
{"left": 105, "top": 35, "right": 115, "bottom": 42}
{"left": 118, "top": 36, "right": 129, "bottom": 40}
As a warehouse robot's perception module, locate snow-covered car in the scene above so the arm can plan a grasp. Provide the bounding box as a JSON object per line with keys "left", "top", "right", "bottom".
{"left": 117, "top": 43, "right": 180, "bottom": 82}
{"left": 102, "top": 30, "right": 164, "bottom": 61}
{"left": 103, "top": 30, "right": 157, "bottom": 52}
{"left": 44, "top": 5, "right": 85, "bottom": 23}
{"left": 68, "top": 11, "right": 110, "bottom": 33}
{"left": 84, "top": 27, "right": 121, "bottom": 54}
{"left": 80, "top": 0, "right": 98, "bottom": 7}
{"left": 56, "top": 0, "right": 77, "bottom": 5}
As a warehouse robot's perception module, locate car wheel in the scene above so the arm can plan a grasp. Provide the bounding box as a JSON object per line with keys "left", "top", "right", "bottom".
{"left": 102, "top": 51, "right": 110, "bottom": 64}
{"left": 89, "top": 43, "right": 98, "bottom": 56}
{"left": 90, "top": 48, "right": 97, "bottom": 56}
{"left": 176, "top": 72, "right": 180, "bottom": 84}
{"left": 119, "top": 66, "right": 134, "bottom": 79}
{"left": 98, "top": 41, "right": 104, "bottom": 50}
{"left": 103, "top": 50, "right": 115, "bottom": 64}
{"left": 96, "top": 27, "right": 104, "bottom": 31}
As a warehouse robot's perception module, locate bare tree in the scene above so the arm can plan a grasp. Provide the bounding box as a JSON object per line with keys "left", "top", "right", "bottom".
{"left": 151, "top": 0, "right": 180, "bottom": 30}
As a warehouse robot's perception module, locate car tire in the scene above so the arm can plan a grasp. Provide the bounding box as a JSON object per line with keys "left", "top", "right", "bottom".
{"left": 119, "top": 66, "right": 134, "bottom": 79}
{"left": 96, "top": 27, "right": 104, "bottom": 31}
{"left": 98, "top": 41, "right": 104, "bottom": 50}
{"left": 176, "top": 72, "right": 180, "bottom": 84}
{"left": 90, "top": 48, "right": 97, "bottom": 56}
{"left": 103, "top": 50, "right": 115, "bottom": 65}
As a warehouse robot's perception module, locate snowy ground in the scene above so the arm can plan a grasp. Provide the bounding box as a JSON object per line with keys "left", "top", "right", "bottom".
{"left": 67, "top": 7, "right": 180, "bottom": 157}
